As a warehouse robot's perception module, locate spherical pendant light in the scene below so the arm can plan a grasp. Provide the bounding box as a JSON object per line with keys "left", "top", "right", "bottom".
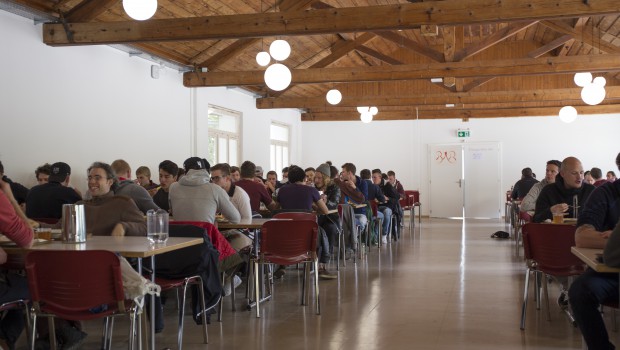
{"left": 558, "top": 106, "right": 578, "bottom": 123}
{"left": 593, "top": 76, "right": 607, "bottom": 87}
{"left": 360, "top": 112, "right": 373, "bottom": 123}
{"left": 264, "top": 63, "right": 292, "bottom": 91}
{"left": 581, "top": 82, "right": 606, "bottom": 105}
{"left": 123, "top": 0, "right": 157, "bottom": 20}
{"left": 269, "top": 40, "right": 291, "bottom": 61}
{"left": 573, "top": 72, "right": 592, "bottom": 87}
{"left": 369, "top": 106, "right": 378, "bottom": 115}
{"left": 356, "top": 106, "right": 369, "bottom": 114}
{"left": 326, "top": 89, "right": 342, "bottom": 105}
{"left": 256, "top": 51, "right": 271, "bottom": 67}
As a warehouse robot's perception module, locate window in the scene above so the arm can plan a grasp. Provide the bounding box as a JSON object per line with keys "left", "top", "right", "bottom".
{"left": 270, "top": 122, "right": 290, "bottom": 178}
{"left": 206, "top": 105, "right": 240, "bottom": 166}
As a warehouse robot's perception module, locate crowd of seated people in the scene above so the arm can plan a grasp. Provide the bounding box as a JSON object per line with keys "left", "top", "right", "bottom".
{"left": 0, "top": 156, "right": 412, "bottom": 348}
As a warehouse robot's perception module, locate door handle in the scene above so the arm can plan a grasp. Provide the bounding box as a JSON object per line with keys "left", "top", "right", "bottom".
{"left": 456, "top": 179, "right": 462, "bottom": 188}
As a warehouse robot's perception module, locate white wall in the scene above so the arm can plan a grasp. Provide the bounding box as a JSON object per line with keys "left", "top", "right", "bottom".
{"left": 302, "top": 114, "right": 620, "bottom": 216}
{"left": 0, "top": 10, "right": 301, "bottom": 193}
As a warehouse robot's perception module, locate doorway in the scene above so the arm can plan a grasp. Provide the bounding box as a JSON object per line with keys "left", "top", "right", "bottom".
{"left": 429, "top": 142, "right": 501, "bottom": 219}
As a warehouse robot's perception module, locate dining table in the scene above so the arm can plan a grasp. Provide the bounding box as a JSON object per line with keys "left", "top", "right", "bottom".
{"left": 1, "top": 235, "right": 203, "bottom": 350}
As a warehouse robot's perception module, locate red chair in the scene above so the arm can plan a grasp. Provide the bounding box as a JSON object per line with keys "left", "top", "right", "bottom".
{"left": 273, "top": 212, "right": 316, "bottom": 221}
{"left": 25, "top": 250, "right": 141, "bottom": 350}
{"left": 369, "top": 201, "right": 385, "bottom": 248}
{"left": 406, "top": 190, "right": 421, "bottom": 226}
{"left": 519, "top": 223, "right": 586, "bottom": 330}
{"left": 253, "top": 220, "right": 320, "bottom": 318}
{"left": 515, "top": 210, "right": 532, "bottom": 257}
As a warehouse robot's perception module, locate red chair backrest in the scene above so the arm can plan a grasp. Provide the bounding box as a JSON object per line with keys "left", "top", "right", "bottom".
{"left": 406, "top": 190, "right": 420, "bottom": 204}
{"left": 521, "top": 223, "right": 586, "bottom": 276}
{"left": 273, "top": 212, "right": 317, "bottom": 221}
{"left": 519, "top": 211, "right": 532, "bottom": 223}
{"left": 259, "top": 220, "right": 318, "bottom": 266}
{"left": 25, "top": 250, "right": 125, "bottom": 320}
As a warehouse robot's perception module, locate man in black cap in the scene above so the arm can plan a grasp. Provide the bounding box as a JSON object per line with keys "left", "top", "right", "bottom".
{"left": 25, "top": 162, "right": 82, "bottom": 219}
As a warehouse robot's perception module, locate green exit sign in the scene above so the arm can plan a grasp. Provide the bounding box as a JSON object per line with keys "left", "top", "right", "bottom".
{"left": 457, "top": 129, "right": 470, "bottom": 138}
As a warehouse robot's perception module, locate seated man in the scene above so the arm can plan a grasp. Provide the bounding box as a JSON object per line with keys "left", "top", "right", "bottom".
{"left": 314, "top": 163, "right": 341, "bottom": 259}
{"left": 520, "top": 160, "right": 561, "bottom": 212}
{"left": 169, "top": 157, "right": 243, "bottom": 292}
{"left": 0, "top": 161, "right": 29, "bottom": 209}
{"left": 111, "top": 159, "right": 160, "bottom": 214}
{"left": 374, "top": 169, "right": 401, "bottom": 239}
{"left": 276, "top": 165, "right": 335, "bottom": 279}
{"left": 235, "top": 161, "right": 277, "bottom": 214}
{"left": 0, "top": 178, "right": 34, "bottom": 350}
{"left": 361, "top": 169, "right": 391, "bottom": 244}
{"left": 210, "top": 163, "right": 251, "bottom": 221}
{"left": 568, "top": 153, "right": 620, "bottom": 350}
{"left": 34, "top": 163, "right": 51, "bottom": 185}
{"left": 591, "top": 167, "right": 608, "bottom": 187}
{"left": 533, "top": 157, "right": 595, "bottom": 223}
{"left": 264, "top": 170, "right": 280, "bottom": 197}
{"left": 169, "top": 157, "right": 240, "bottom": 224}
{"left": 152, "top": 160, "right": 178, "bottom": 213}
{"left": 230, "top": 166, "right": 241, "bottom": 183}
{"left": 26, "top": 162, "right": 82, "bottom": 220}
{"left": 608, "top": 171, "right": 617, "bottom": 182}
{"left": 79, "top": 162, "right": 147, "bottom": 236}
{"left": 334, "top": 163, "right": 368, "bottom": 247}
{"left": 135, "top": 165, "right": 159, "bottom": 192}
{"left": 511, "top": 167, "right": 539, "bottom": 200}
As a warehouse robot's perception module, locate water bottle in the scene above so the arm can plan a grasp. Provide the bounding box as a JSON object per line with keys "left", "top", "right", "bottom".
{"left": 147, "top": 209, "right": 169, "bottom": 244}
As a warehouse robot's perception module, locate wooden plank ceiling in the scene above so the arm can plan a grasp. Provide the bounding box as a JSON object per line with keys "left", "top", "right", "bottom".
{"left": 8, "top": 0, "right": 620, "bottom": 121}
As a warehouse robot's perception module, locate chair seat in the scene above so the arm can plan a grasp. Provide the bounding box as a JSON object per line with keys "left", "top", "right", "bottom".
{"left": 262, "top": 253, "right": 313, "bottom": 266}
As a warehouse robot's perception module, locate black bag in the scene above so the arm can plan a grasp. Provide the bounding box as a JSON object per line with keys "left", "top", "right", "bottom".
{"left": 490, "top": 231, "right": 510, "bottom": 239}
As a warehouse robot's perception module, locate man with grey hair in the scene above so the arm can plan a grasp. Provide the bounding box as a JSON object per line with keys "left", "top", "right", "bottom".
{"left": 520, "top": 160, "right": 561, "bottom": 212}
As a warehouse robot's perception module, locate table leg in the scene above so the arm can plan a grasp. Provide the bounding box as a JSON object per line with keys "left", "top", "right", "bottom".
{"left": 150, "top": 256, "right": 155, "bottom": 350}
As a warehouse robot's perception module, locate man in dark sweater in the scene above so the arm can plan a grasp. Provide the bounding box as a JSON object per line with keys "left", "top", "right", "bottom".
{"left": 533, "top": 157, "right": 594, "bottom": 223}
{"left": 26, "top": 162, "right": 81, "bottom": 219}
{"left": 511, "top": 167, "right": 539, "bottom": 200}
{"left": 0, "top": 161, "right": 29, "bottom": 207}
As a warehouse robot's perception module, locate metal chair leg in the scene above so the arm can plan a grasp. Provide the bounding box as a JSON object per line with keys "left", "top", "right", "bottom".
{"left": 520, "top": 267, "right": 531, "bottom": 330}
{"left": 314, "top": 259, "right": 320, "bottom": 315}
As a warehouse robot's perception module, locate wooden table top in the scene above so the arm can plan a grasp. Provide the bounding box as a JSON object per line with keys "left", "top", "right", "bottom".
{"left": 1, "top": 236, "right": 203, "bottom": 258}
{"left": 217, "top": 218, "right": 282, "bottom": 230}
{"left": 571, "top": 246, "right": 620, "bottom": 273}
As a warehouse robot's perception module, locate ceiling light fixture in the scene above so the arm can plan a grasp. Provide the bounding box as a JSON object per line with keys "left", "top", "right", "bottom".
{"left": 269, "top": 39, "right": 291, "bottom": 61}
{"left": 430, "top": 78, "right": 443, "bottom": 83}
{"left": 256, "top": 51, "right": 271, "bottom": 66}
{"left": 326, "top": 89, "right": 342, "bottom": 105}
{"left": 264, "top": 63, "right": 292, "bottom": 91}
{"left": 559, "top": 106, "right": 578, "bottom": 123}
{"left": 357, "top": 106, "right": 378, "bottom": 123}
{"left": 122, "top": 0, "right": 157, "bottom": 20}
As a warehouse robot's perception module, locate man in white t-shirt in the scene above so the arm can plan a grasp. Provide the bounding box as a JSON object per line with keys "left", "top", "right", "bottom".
{"left": 210, "top": 163, "right": 251, "bottom": 221}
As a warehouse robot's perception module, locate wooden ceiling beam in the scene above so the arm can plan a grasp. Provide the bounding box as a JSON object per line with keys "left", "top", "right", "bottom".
{"left": 370, "top": 31, "right": 445, "bottom": 62}
{"left": 355, "top": 46, "right": 403, "bottom": 65}
{"left": 541, "top": 20, "right": 620, "bottom": 54}
{"left": 301, "top": 104, "right": 620, "bottom": 121}
{"left": 311, "top": 33, "right": 376, "bottom": 68}
{"left": 43, "top": 0, "right": 620, "bottom": 46}
{"left": 454, "top": 21, "right": 538, "bottom": 61}
{"left": 528, "top": 34, "right": 574, "bottom": 58}
{"left": 64, "top": 0, "right": 119, "bottom": 22}
{"left": 184, "top": 53, "right": 620, "bottom": 87}
{"left": 257, "top": 86, "right": 620, "bottom": 109}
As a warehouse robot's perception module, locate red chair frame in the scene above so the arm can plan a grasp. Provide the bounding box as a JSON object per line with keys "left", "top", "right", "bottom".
{"left": 253, "top": 220, "right": 320, "bottom": 318}
{"left": 25, "top": 250, "right": 140, "bottom": 350}
{"left": 520, "top": 223, "right": 586, "bottom": 330}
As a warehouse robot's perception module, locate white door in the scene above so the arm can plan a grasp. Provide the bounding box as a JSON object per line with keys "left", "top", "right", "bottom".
{"left": 429, "top": 144, "right": 464, "bottom": 218}
{"left": 464, "top": 143, "right": 502, "bottom": 218}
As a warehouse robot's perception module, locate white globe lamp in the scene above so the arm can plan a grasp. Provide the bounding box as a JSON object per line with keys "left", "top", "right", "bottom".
{"left": 356, "top": 106, "right": 369, "bottom": 114}
{"left": 326, "top": 89, "right": 342, "bottom": 105}
{"left": 269, "top": 40, "right": 291, "bottom": 61}
{"left": 369, "top": 106, "right": 378, "bottom": 115}
{"left": 593, "top": 76, "right": 607, "bottom": 87}
{"left": 123, "top": 0, "right": 157, "bottom": 20}
{"left": 574, "top": 72, "right": 592, "bottom": 87}
{"left": 581, "top": 82, "right": 606, "bottom": 105}
{"left": 256, "top": 51, "right": 271, "bottom": 67}
{"left": 264, "top": 63, "right": 292, "bottom": 91}
{"left": 558, "top": 106, "right": 578, "bottom": 123}
{"left": 360, "top": 112, "right": 373, "bottom": 123}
